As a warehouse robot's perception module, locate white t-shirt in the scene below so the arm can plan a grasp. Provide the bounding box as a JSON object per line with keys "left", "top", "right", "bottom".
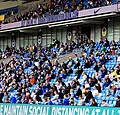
{"left": 92, "top": 89, "right": 99, "bottom": 97}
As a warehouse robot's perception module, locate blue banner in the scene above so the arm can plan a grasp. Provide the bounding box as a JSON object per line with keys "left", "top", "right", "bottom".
{"left": 21, "top": 11, "right": 78, "bottom": 27}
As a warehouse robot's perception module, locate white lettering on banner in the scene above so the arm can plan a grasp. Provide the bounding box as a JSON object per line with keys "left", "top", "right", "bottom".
{"left": 29, "top": 106, "right": 49, "bottom": 115}
{"left": 85, "top": 108, "right": 89, "bottom": 115}
{"left": 64, "top": 108, "right": 68, "bottom": 115}
{"left": 96, "top": 109, "right": 100, "bottom": 115}
{"left": 29, "top": 106, "right": 33, "bottom": 115}
{"left": 51, "top": 107, "right": 55, "bottom": 115}
{"left": 58, "top": 107, "right": 61, "bottom": 115}
{"left": 0, "top": 105, "right": 49, "bottom": 115}
{"left": 118, "top": 110, "right": 120, "bottom": 115}
{"left": 69, "top": 108, "right": 75, "bottom": 115}
{"left": 79, "top": 108, "right": 86, "bottom": 115}
{"left": 102, "top": 109, "right": 106, "bottom": 115}
{"left": 4, "top": 105, "right": 29, "bottom": 115}
{"left": 0, "top": 105, "right": 3, "bottom": 115}
{"left": 52, "top": 107, "right": 90, "bottom": 115}
{"left": 111, "top": 110, "right": 114, "bottom": 115}
{"left": 106, "top": 109, "right": 110, "bottom": 115}
{"left": 91, "top": 109, "right": 95, "bottom": 115}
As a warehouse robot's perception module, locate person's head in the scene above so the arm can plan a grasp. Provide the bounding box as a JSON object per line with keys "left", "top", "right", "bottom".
{"left": 79, "top": 95, "right": 82, "bottom": 100}
{"left": 54, "top": 90, "right": 58, "bottom": 95}
{"left": 94, "top": 85, "right": 97, "bottom": 90}
{"left": 77, "top": 85, "right": 80, "bottom": 89}
{"left": 116, "top": 96, "right": 120, "bottom": 101}
{"left": 85, "top": 80, "right": 89, "bottom": 84}
{"left": 64, "top": 94, "right": 68, "bottom": 98}
{"left": 102, "top": 100, "right": 106, "bottom": 105}
{"left": 90, "top": 98, "right": 95, "bottom": 103}
{"left": 75, "top": 53, "right": 77, "bottom": 57}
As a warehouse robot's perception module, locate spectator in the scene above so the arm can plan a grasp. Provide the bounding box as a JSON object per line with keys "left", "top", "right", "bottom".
{"left": 92, "top": 86, "right": 99, "bottom": 97}
{"left": 85, "top": 88, "right": 93, "bottom": 103}
{"left": 78, "top": 95, "right": 85, "bottom": 106}
{"left": 101, "top": 100, "right": 109, "bottom": 107}
{"left": 63, "top": 94, "right": 69, "bottom": 105}
{"left": 0, "top": 89, "right": 4, "bottom": 103}
{"left": 115, "top": 96, "right": 120, "bottom": 107}
{"left": 90, "top": 98, "right": 98, "bottom": 106}
{"left": 10, "top": 94, "right": 16, "bottom": 103}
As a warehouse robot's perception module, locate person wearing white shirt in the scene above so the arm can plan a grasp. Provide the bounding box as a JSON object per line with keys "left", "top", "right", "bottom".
{"left": 78, "top": 96, "right": 85, "bottom": 106}
{"left": 92, "top": 86, "right": 99, "bottom": 97}
{"left": 101, "top": 100, "right": 109, "bottom": 107}
{"left": 85, "top": 80, "right": 90, "bottom": 89}
{"left": 51, "top": 91, "right": 59, "bottom": 103}
{"left": 80, "top": 71, "right": 87, "bottom": 84}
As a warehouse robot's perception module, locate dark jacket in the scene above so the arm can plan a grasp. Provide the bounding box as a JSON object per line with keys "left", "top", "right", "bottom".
{"left": 85, "top": 91, "right": 93, "bottom": 103}
{"left": 115, "top": 100, "right": 120, "bottom": 107}
{"left": 91, "top": 102, "right": 98, "bottom": 106}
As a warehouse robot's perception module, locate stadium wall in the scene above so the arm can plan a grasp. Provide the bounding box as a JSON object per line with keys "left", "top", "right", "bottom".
{"left": 0, "top": 103, "right": 120, "bottom": 115}
{"left": 0, "top": 17, "right": 120, "bottom": 51}
{"left": 108, "top": 17, "right": 120, "bottom": 41}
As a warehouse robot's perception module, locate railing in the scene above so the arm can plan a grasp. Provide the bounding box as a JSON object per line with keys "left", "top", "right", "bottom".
{"left": 0, "top": 4, "right": 120, "bottom": 31}
{"left": 0, "top": 103, "right": 120, "bottom": 115}
{"left": 80, "top": 34, "right": 89, "bottom": 41}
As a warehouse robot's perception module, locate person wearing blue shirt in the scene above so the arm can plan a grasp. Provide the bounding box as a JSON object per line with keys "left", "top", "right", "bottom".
{"left": 47, "top": 97, "right": 53, "bottom": 105}
{"left": 10, "top": 94, "right": 16, "bottom": 103}
{"left": 63, "top": 94, "right": 69, "bottom": 105}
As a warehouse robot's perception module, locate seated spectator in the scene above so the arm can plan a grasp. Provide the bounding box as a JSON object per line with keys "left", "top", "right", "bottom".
{"left": 92, "top": 86, "right": 99, "bottom": 97}
{"left": 69, "top": 98, "right": 74, "bottom": 105}
{"left": 102, "top": 65, "right": 107, "bottom": 75}
{"left": 76, "top": 66, "right": 83, "bottom": 79}
{"left": 74, "top": 60, "right": 80, "bottom": 69}
{"left": 85, "top": 80, "right": 90, "bottom": 89}
{"left": 85, "top": 88, "right": 93, "bottom": 103}
{"left": 115, "top": 96, "right": 120, "bottom": 107}
{"left": 103, "top": 77, "right": 111, "bottom": 89}
{"left": 101, "top": 100, "right": 109, "bottom": 107}
{"left": 91, "top": 55, "right": 96, "bottom": 64}
{"left": 51, "top": 91, "right": 59, "bottom": 103}
{"left": 76, "top": 85, "right": 82, "bottom": 97}
{"left": 78, "top": 95, "right": 85, "bottom": 106}
{"left": 90, "top": 98, "right": 98, "bottom": 106}
{"left": 98, "top": 69, "right": 105, "bottom": 78}
{"left": 101, "top": 44, "right": 106, "bottom": 53}
{"left": 106, "top": 85, "right": 114, "bottom": 96}
{"left": 47, "top": 97, "right": 53, "bottom": 105}
{"left": 51, "top": 51, "right": 57, "bottom": 58}
{"left": 63, "top": 94, "right": 69, "bottom": 105}
{"left": 0, "top": 89, "right": 4, "bottom": 103}
{"left": 80, "top": 71, "right": 88, "bottom": 84}
{"left": 85, "top": 59, "right": 92, "bottom": 68}
{"left": 10, "top": 94, "right": 16, "bottom": 103}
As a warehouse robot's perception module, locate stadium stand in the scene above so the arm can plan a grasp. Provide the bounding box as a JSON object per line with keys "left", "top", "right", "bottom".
{"left": 0, "top": 38, "right": 119, "bottom": 107}
{"left": 1, "top": 0, "right": 118, "bottom": 24}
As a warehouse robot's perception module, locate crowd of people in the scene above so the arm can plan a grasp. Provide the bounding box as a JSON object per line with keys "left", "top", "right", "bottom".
{"left": 0, "top": 38, "right": 119, "bottom": 107}
{"left": 2, "top": 0, "right": 117, "bottom": 24}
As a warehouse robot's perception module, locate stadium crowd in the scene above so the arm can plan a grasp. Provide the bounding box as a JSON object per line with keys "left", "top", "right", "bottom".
{"left": 0, "top": 38, "right": 120, "bottom": 107}
{"left": 2, "top": 0, "right": 117, "bottom": 24}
